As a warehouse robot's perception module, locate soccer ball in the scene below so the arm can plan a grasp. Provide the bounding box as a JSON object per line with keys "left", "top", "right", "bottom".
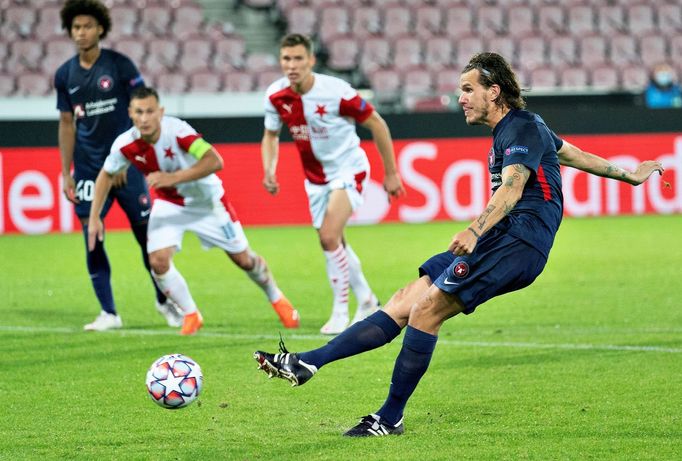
{"left": 145, "top": 354, "right": 203, "bottom": 409}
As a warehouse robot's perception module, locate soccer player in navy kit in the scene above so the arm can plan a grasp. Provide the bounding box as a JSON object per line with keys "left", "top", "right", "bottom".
{"left": 55, "top": 0, "right": 181, "bottom": 331}
{"left": 253, "top": 52, "right": 665, "bottom": 436}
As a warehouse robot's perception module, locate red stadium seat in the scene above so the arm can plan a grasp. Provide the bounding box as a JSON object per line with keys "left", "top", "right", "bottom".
{"left": 578, "top": 34, "right": 608, "bottom": 67}
{"left": 0, "top": 73, "right": 16, "bottom": 96}
{"left": 6, "top": 40, "right": 44, "bottom": 74}
{"left": 609, "top": 34, "right": 638, "bottom": 67}
{"left": 507, "top": 6, "right": 535, "bottom": 38}
{"left": 352, "top": 6, "right": 382, "bottom": 38}
{"left": 245, "top": 52, "right": 279, "bottom": 72}
{"left": 41, "top": 38, "right": 76, "bottom": 75}
{"left": 326, "top": 36, "right": 360, "bottom": 72}
{"left": 639, "top": 35, "right": 668, "bottom": 68}
{"left": 180, "top": 36, "right": 213, "bottom": 70}
{"left": 517, "top": 35, "right": 546, "bottom": 72}
{"left": 591, "top": 65, "right": 619, "bottom": 90}
{"left": 560, "top": 66, "right": 589, "bottom": 90}
{"left": 383, "top": 6, "right": 412, "bottom": 39}
{"left": 403, "top": 68, "right": 433, "bottom": 95}
{"left": 213, "top": 36, "right": 247, "bottom": 71}
{"left": 567, "top": 5, "right": 595, "bottom": 36}
{"left": 477, "top": 5, "right": 505, "bottom": 36}
{"left": 0, "top": 6, "right": 36, "bottom": 40}
{"left": 368, "top": 68, "right": 402, "bottom": 105}
{"left": 444, "top": 6, "right": 475, "bottom": 36}
{"left": 33, "top": 6, "right": 62, "bottom": 40}
{"left": 223, "top": 71, "right": 255, "bottom": 92}
{"left": 658, "top": 3, "right": 682, "bottom": 36}
{"left": 454, "top": 36, "right": 485, "bottom": 69}
{"left": 286, "top": 6, "right": 317, "bottom": 36}
{"left": 108, "top": 6, "right": 139, "bottom": 40}
{"left": 596, "top": 4, "right": 626, "bottom": 36}
{"left": 414, "top": 6, "right": 443, "bottom": 38}
{"left": 359, "top": 37, "right": 392, "bottom": 73}
{"left": 434, "top": 67, "right": 460, "bottom": 95}
{"left": 529, "top": 66, "right": 558, "bottom": 89}
{"left": 156, "top": 74, "right": 188, "bottom": 94}
{"left": 537, "top": 5, "right": 565, "bottom": 36}
{"left": 620, "top": 64, "right": 648, "bottom": 90}
{"left": 548, "top": 36, "right": 577, "bottom": 67}
{"left": 145, "top": 39, "right": 180, "bottom": 73}
{"left": 139, "top": 5, "right": 174, "bottom": 38}
{"left": 255, "top": 70, "right": 284, "bottom": 91}
{"left": 487, "top": 36, "right": 517, "bottom": 66}
{"left": 670, "top": 35, "right": 682, "bottom": 64}
{"left": 115, "top": 38, "right": 147, "bottom": 65}
{"left": 171, "top": 5, "right": 206, "bottom": 40}
{"left": 318, "top": 6, "right": 350, "bottom": 44}
{"left": 627, "top": 4, "right": 656, "bottom": 37}
{"left": 189, "top": 71, "right": 222, "bottom": 93}
{"left": 424, "top": 36, "right": 454, "bottom": 70}
{"left": 393, "top": 36, "right": 423, "bottom": 70}
{"left": 16, "top": 73, "right": 51, "bottom": 96}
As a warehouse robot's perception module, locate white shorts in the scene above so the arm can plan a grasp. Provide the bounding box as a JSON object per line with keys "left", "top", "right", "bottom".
{"left": 304, "top": 171, "right": 369, "bottom": 229}
{"left": 147, "top": 199, "right": 249, "bottom": 254}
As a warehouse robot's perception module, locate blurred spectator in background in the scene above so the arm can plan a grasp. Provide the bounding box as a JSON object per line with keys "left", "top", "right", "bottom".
{"left": 645, "top": 63, "right": 682, "bottom": 109}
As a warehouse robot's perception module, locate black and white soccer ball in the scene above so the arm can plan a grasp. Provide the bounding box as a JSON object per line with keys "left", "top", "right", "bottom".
{"left": 145, "top": 354, "right": 203, "bottom": 409}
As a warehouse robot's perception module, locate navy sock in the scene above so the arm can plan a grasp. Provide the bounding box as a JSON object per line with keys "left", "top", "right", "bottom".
{"left": 131, "top": 221, "right": 166, "bottom": 304}
{"left": 376, "top": 325, "right": 438, "bottom": 426}
{"left": 82, "top": 225, "right": 115, "bottom": 315}
{"left": 299, "top": 310, "right": 402, "bottom": 369}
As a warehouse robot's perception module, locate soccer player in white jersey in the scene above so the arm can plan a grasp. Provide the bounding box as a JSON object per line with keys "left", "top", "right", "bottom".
{"left": 87, "top": 87, "right": 300, "bottom": 335}
{"left": 262, "top": 33, "right": 406, "bottom": 335}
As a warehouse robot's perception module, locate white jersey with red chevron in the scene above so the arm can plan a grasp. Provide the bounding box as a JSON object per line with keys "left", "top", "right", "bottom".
{"left": 104, "top": 115, "right": 224, "bottom": 207}
{"left": 264, "top": 73, "right": 374, "bottom": 185}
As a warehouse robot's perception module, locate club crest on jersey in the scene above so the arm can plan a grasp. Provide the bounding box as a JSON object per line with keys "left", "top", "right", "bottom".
{"left": 98, "top": 75, "right": 114, "bottom": 91}
{"left": 314, "top": 104, "right": 327, "bottom": 118}
{"left": 73, "top": 104, "right": 85, "bottom": 119}
{"left": 453, "top": 261, "right": 469, "bottom": 278}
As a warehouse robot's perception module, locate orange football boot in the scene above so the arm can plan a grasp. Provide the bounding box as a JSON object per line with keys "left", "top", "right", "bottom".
{"left": 180, "top": 311, "right": 204, "bottom": 335}
{"left": 272, "top": 295, "right": 300, "bottom": 329}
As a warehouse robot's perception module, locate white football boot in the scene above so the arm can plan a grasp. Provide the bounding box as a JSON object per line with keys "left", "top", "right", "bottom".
{"left": 350, "top": 294, "right": 381, "bottom": 326}
{"left": 155, "top": 299, "right": 184, "bottom": 327}
{"left": 320, "top": 311, "right": 349, "bottom": 335}
{"left": 84, "top": 311, "right": 122, "bottom": 331}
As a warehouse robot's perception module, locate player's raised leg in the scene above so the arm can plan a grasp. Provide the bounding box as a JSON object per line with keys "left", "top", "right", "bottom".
{"left": 228, "top": 249, "right": 299, "bottom": 329}
{"left": 149, "top": 247, "right": 203, "bottom": 335}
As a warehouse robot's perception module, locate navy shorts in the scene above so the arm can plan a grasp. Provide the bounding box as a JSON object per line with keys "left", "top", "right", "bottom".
{"left": 419, "top": 226, "right": 548, "bottom": 314}
{"left": 73, "top": 166, "right": 151, "bottom": 224}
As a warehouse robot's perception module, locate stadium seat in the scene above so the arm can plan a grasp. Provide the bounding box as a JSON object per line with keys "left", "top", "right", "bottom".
{"left": 326, "top": 35, "right": 360, "bottom": 73}
{"left": 477, "top": 5, "right": 506, "bottom": 36}
{"left": 620, "top": 64, "right": 649, "bottom": 91}
{"left": 444, "top": 6, "right": 475, "bottom": 36}
{"left": 6, "top": 39, "right": 44, "bottom": 74}
{"left": 115, "top": 38, "right": 147, "bottom": 65}
{"left": 627, "top": 4, "right": 656, "bottom": 37}
{"left": 393, "top": 36, "right": 423, "bottom": 70}
{"left": 0, "top": 73, "right": 16, "bottom": 96}
{"left": 639, "top": 35, "right": 669, "bottom": 68}
{"left": 108, "top": 5, "right": 139, "bottom": 40}
{"left": 223, "top": 71, "right": 255, "bottom": 92}
{"left": 529, "top": 66, "right": 558, "bottom": 90}
{"left": 548, "top": 36, "right": 577, "bottom": 67}
{"left": 318, "top": 6, "right": 350, "bottom": 44}
{"left": 189, "top": 71, "right": 222, "bottom": 93}
{"left": 145, "top": 39, "right": 180, "bottom": 73}
{"left": 578, "top": 34, "right": 608, "bottom": 67}
{"left": 171, "top": 5, "right": 206, "bottom": 40}
{"left": 434, "top": 67, "right": 460, "bottom": 95}
{"left": 567, "top": 5, "right": 595, "bottom": 36}
{"left": 658, "top": 3, "right": 682, "bottom": 36}
{"left": 16, "top": 73, "right": 51, "bottom": 96}
{"left": 402, "top": 68, "right": 433, "bottom": 97}
{"left": 139, "top": 5, "right": 174, "bottom": 38}
{"left": 359, "top": 37, "right": 392, "bottom": 73}
{"left": 537, "top": 4, "right": 566, "bottom": 36}
{"left": 213, "top": 36, "right": 247, "bottom": 71}
{"left": 596, "top": 4, "right": 627, "bottom": 36}
{"left": 487, "top": 36, "right": 517, "bottom": 66}
{"left": 609, "top": 34, "right": 638, "bottom": 67}
{"left": 156, "top": 73, "right": 187, "bottom": 94}
{"left": 424, "top": 36, "right": 454, "bottom": 70}
{"left": 180, "top": 37, "right": 213, "bottom": 73}
{"left": 286, "top": 6, "right": 317, "bottom": 36}
{"left": 517, "top": 35, "right": 546, "bottom": 71}
{"left": 33, "top": 5, "right": 62, "bottom": 40}
{"left": 414, "top": 5, "right": 443, "bottom": 38}
{"left": 368, "top": 68, "right": 402, "bottom": 106}
{"left": 560, "top": 66, "right": 589, "bottom": 90}
{"left": 383, "top": 6, "right": 412, "bottom": 39}
{"left": 507, "top": 6, "right": 535, "bottom": 38}
{"left": 255, "top": 70, "right": 285, "bottom": 91}
{"left": 670, "top": 35, "right": 682, "bottom": 64}
{"left": 351, "top": 6, "right": 382, "bottom": 38}
{"left": 245, "top": 52, "right": 279, "bottom": 72}
{"left": 0, "top": 6, "right": 36, "bottom": 40}
{"left": 455, "top": 36, "right": 485, "bottom": 69}
{"left": 591, "top": 65, "right": 619, "bottom": 90}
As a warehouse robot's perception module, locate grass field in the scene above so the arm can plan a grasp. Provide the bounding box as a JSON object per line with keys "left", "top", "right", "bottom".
{"left": 1, "top": 216, "right": 681, "bottom": 460}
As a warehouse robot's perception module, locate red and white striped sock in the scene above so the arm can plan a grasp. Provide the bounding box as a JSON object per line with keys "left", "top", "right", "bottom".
{"left": 324, "top": 245, "right": 350, "bottom": 316}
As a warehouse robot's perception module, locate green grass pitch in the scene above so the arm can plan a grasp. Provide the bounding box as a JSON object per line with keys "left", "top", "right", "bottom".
{"left": 1, "top": 216, "right": 681, "bottom": 460}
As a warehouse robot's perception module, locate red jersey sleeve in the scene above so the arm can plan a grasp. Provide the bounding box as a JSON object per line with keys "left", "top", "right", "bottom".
{"left": 339, "top": 95, "right": 374, "bottom": 123}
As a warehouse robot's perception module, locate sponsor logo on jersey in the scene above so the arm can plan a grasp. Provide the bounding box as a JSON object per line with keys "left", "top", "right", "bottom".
{"left": 84, "top": 98, "right": 117, "bottom": 116}
{"left": 282, "top": 103, "right": 293, "bottom": 113}
{"left": 98, "top": 75, "right": 114, "bottom": 91}
{"left": 68, "top": 86, "right": 80, "bottom": 95}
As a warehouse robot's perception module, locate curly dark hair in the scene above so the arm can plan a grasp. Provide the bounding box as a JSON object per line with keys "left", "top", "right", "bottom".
{"left": 462, "top": 52, "right": 526, "bottom": 110}
{"left": 60, "top": 0, "right": 111, "bottom": 40}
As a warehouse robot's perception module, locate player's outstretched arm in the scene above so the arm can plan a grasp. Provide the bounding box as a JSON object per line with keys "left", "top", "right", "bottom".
{"left": 361, "top": 111, "right": 405, "bottom": 200}
{"left": 87, "top": 169, "right": 115, "bottom": 251}
{"left": 557, "top": 141, "right": 664, "bottom": 185}
{"left": 58, "top": 111, "right": 78, "bottom": 204}
{"left": 261, "top": 129, "right": 281, "bottom": 195}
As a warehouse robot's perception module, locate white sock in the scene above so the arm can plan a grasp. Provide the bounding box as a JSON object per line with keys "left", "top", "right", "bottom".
{"left": 324, "top": 245, "right": 350, "bottom": 315}
{"left": 152, "top": 263, "right": 197, "bottom": 314}
{"left": 245, "top": 251, "right": 281, "bottom": 303}
{"left": 345, "top": 243, "right": 373, "bottom": 305}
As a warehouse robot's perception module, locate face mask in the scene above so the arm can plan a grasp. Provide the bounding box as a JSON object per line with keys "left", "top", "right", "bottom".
{"left": 654, "top": 72, "right": 673, "bottom": 86}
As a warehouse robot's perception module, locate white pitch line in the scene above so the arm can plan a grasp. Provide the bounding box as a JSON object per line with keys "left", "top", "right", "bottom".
{"left": 1, "top": 325, "right": 681, "bottom": 353}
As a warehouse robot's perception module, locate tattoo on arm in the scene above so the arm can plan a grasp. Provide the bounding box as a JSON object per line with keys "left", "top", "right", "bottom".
{"left": 467, "top": 227, "right": 480, "bottom": 238}
{"left": 476, "top": 205, "right": 496, "bottom": 230}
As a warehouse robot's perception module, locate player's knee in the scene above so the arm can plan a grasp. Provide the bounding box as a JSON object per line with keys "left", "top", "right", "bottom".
{"left": 149, "top": 253, "right": 170, "bottom": 275}
{"left": 318, "top": 232, "right": 341, "bottom": 251}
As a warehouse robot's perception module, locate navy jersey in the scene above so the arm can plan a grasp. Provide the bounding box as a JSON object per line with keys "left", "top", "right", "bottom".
{"left": 489, "top": 109, "right": 564, "bottom": 258}
{"left": 54, "top": 48, "right": 144, "bottom": 176}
